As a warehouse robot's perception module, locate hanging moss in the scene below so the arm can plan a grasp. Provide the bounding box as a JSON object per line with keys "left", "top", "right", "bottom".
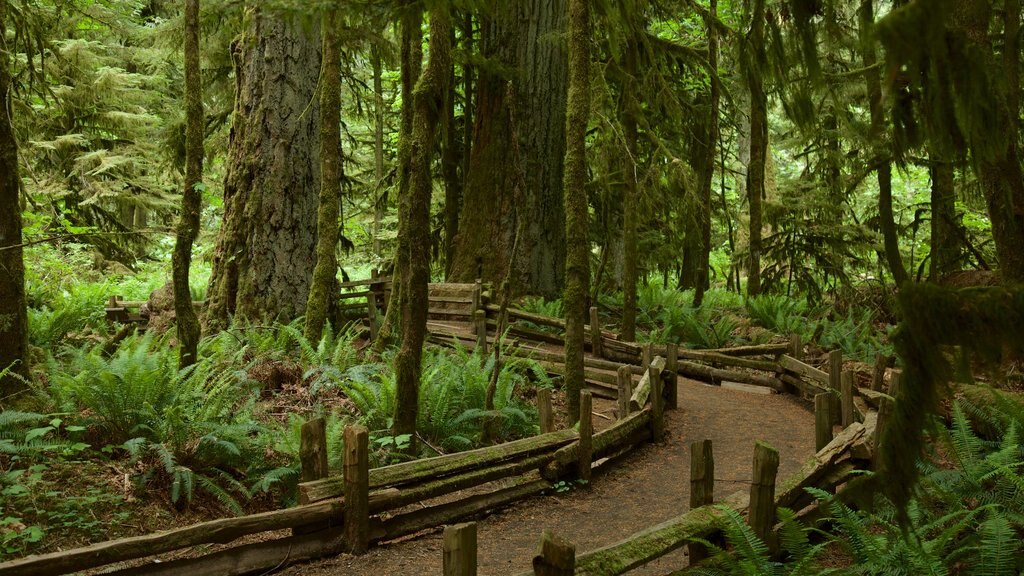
{"left": 873, "top": 282, "right": 1024, "bottom": 517}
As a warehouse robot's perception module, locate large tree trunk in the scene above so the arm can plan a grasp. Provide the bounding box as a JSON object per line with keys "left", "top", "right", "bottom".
{"left": 563, "top": 0, "right": 590, "bottom": 423}
{"left": 305, "top": 6, "right": 343, "bottom": 342}
{"left": 745, "top": 0, "right": 767, "bottom": 297}
{"left": 693, "top": 0, "right": 720, "bottom": 307}
{"left": 0, "top": 3, "right": 30, "bottom": 394}
{"left": 373, "top": 5, "right": 422, "bottom": 353}
{"left": 205, "top": 7, "right": 321, "bottom": 329}
{"left": 173, "top": 0, "right": 203, "bottom": 368}
{"left": 442, "top": 26, "right": 461, "bottom": 278}
{"left": 449, "top": 0, "right": 568, "bottom": 299}
{"left": 950, "top": 0, "right": 1024, "bottom": 283}
{"left": 393, "top": 6, "right": 451, "bottom": 450}
{"left": 620, "top": 40, "right": 638, "bottom": 342}
{"left": 860, "top": 0, "right": 909, "bottom": 287}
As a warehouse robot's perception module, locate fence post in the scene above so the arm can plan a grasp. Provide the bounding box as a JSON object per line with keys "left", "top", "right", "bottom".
{"left": 664, "top": 345, "right": 678, "bottom": 410}
{"left": 443, "top": 522, "right": 477, "bottom": 576}
{"left": 299, "top": 417, "right": 329, "bottom": 484}
{"left": 471, "top": 279, "right": 482, "bottom": 311}
{"left": 538, "top": 388, "right": 554, "bottom": 434}
{"left": 344, "top": 425, "right": 369, "bottom": 554}
{"left": 874, "top": 394, "right": 894, "bottom": 471}
{"left": 616, "top": 365, "right": 632, "bottom": 419}
{"left": 688, "top": 439, "right": 715, "bottom": 564}
{"left": 788, "top": 333, "right": 802, "bottom": 360}
{"left": 814, "top": 393, "right": 833, "bottom": 452}
{"left": 295, "top": 418, "right": 329, "bottom": 534}
{"left": 888, "top": 369, "right": 902, "bottom": 399}
{"left": 650, "top": 359, "right": 664, "bottom": 441}
{"left": 841, "top": 370, "right": 855, "bottom": 427}
{"left": 828, "top": 349, "right": 843, "bottom": 424}
{"left": 871, "top": 352, "right": 887, "bottom": 391}
{"left": 367, "top": 292, "right": 378, "bottom": 342}
{"left": 642, "top": 344, "right": 653, "bottom": 371}
{"left": 474, "top": 309, "right": 488, "bottom": 356}
{"left": 748, "top": 441, "right": 780, "bottom": 549}
{"left": 578, "top": 391, "right": 593, "bottom": 483}
{"left": 589, "top": 307, "right": 604, "bottom": 359}
{"left": 533, "top": 529, "right": 575, "bottom": 576}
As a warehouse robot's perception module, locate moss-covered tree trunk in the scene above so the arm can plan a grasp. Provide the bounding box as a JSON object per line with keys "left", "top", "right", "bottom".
{"left": 205, "top": 6, "right": 321, "bottom": 330}
{"left": 563, "top": 0, "right": 590, "bottom": 423}
{"left": 442, "top": 26, "right": 461, "bottom": 278}
{"left": 0, "top": 2, "right": 30, "bottom": 393}
{"left": 392, "top": 6, "right": 451, "bottom": 447}
{"left": 172, "top": 0, "right": 203, "bottom": 369}
{"left": 373, "top": 5, "right": 421, "bottom": 353}
{"left": 951, "top": 0, "right": 1024, "bottom": 283}
{"left": 860, "top": 0, "right": 908, "bottom": 287}
{"left": 620, "top": 40, "right": 638, "bottom": 343}
{"left": 693, "top": 0, "right": 719, "bottom": 307}
{"left": 449, "top": 0, "right": 568, "bottom": 299}
{"left": 304, "top": 6, "right": 343, "bottom": 342}
{"left": 745, "top": 0, "right": 767, "bottom": 298}
{"left": 370, "top": 43, "right": 382, "bottom": 260}
{"left": 929, "top": 158, "right": 960, "bottom": 278}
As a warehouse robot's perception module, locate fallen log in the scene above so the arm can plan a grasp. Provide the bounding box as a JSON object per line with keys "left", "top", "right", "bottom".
{"left": 652, "top": 345, "right": 781, "bottom": 369}
{"left": 676, "top": 360, "right": 785, "bottom": 392}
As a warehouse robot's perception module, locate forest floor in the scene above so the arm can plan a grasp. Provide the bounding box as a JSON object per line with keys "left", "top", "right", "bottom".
{"left": 280, "top": 378, "right": 816, "bottom": 576}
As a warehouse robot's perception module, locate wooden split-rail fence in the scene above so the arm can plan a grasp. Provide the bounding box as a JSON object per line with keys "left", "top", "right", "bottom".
{"left": 46, "top": 282, "right": 904, "bottom": 576}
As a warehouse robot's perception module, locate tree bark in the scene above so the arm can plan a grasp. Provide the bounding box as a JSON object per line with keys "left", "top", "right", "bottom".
{"left": 173, "top": 0, "right": 204, "bottom": 368}
{"left": 305, "top": 5, "right": 343, "bottom": 342}
{"left": 374, "top": 5, "right": 422, "bottom": 353}
{"left": 745, "top": 0, "right": 767, "bottom": 297}
{"left": 693, "top": 0, "right": 720, "bottom": 307}
{"left": 443, "top": 26, "right": 461, "bottom": 278}
{"left": 206, "top": 6, "right": 321, "bottom": 329}
{"left": 929, "top": 158, "right": 959, "bottom": 278}
{"left": 620, "top": 40, "right": 638, "bottom": 342}
{"left": 860, "top": 0, "right": 909, "bottom": 286}
{"left": 563, "top": 0, "right": 590, "bottom": 422}
{"left": 393, "top": 6, "right": 451, "bottom": 446}
{"left": 371, "top": 43, "right": 384, "bottom": 261}
{"left": 0, "top": 2, "right": 30, "bottom": 394}
{"left": 950, "top": 0, "right": 1024, "bottom": 283}
{"left": 449, "top": 0, "right": 568, "bottom": 299}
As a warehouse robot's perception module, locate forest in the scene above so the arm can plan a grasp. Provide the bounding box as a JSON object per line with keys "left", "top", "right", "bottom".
{"left": 1, "top": 0, "right": 1024, "bottom": 574}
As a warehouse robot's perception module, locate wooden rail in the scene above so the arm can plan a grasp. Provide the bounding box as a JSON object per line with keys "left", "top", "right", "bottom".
{"left": 75, "top": 285, "right": 889, "bottom": 576}
{"left": 2, "top": 324, "right": 675, "bottom": 576}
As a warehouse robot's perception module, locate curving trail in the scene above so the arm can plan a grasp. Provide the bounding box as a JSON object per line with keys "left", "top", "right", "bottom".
{"left": 284, "top": 377, "right": 815, "bottom": 575}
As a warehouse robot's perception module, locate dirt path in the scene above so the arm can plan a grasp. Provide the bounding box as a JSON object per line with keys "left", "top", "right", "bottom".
{"left": 282, "top": 379, "right": 815, "bottom": 576}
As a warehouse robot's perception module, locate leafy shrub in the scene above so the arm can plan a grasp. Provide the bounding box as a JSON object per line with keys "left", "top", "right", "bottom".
{"left": 28, "top": 280, "right": 111, "bottom": 350}
{"left": 43, "top": 333, "right": 287, "bottom": 513}
{"left": 745, "top": 294, "right": 810, "bottom": 336}
{"left": 325, "top": 342, "right": 541, "bottom": 456}
{"left": 689, "top": 505, "right": 838, "bottom": 576}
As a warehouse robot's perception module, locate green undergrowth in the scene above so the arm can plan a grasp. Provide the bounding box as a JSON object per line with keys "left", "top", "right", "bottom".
{"left": 2, "top": 313, "right": 547, "bottom": 557}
